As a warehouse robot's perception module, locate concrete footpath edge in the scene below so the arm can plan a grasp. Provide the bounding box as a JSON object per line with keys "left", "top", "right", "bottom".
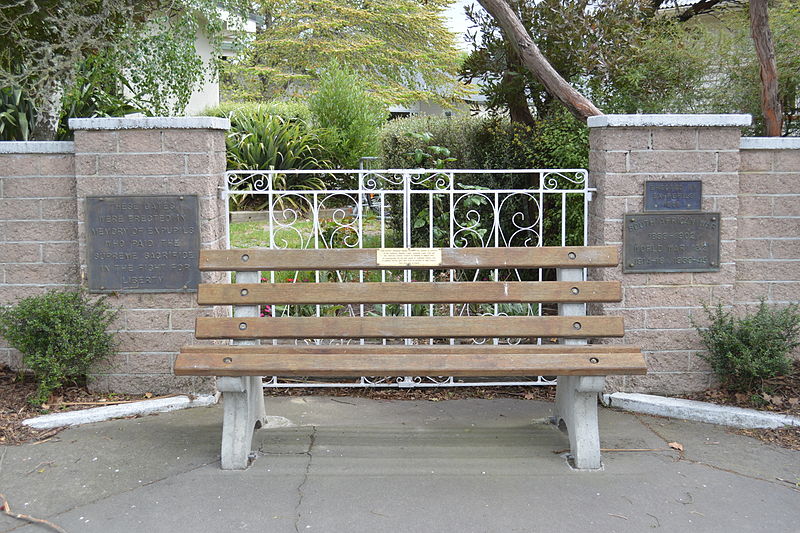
{"left": 22, "top": 394, "right": 218, "bottom": 430}
{"left": 603, "top": 392, "right": 800, "bottom": 429}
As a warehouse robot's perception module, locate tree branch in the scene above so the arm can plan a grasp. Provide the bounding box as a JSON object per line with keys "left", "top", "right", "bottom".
{"left": 478, "top": 0, "right": 602, "bottom": 122}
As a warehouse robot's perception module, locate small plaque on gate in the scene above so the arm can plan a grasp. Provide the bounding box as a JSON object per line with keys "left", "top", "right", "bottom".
{"left": 644, "top": 181, "right": 702, "bottom": 211}
{"left": 376, "top": 248, "right": 442, "bottom": 267}
{"left": 86, "top": 195, "right": 200, "bottom": 292}
{"left": 623, "top": 213, "right": 721, "bottom": 273}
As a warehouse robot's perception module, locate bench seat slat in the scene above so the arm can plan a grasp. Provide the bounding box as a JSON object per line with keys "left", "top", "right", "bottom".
{"left": 200, "top": 246, "right": 618, "bottom": 271}
{"left": 175, "top": 346, "right": 646, "bottom": 377}
{"left": 195, "top": 316, "right": 625, "bottom": 339}
{"left": 198, "top": 281, "right": 622, "bottom": 305}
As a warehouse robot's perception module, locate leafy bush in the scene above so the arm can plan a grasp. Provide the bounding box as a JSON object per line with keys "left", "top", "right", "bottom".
{"left": 692, "top": 302, "right": 800, "bottom": 393}
{"left": 203, "top": 100, "right": 312, "bottom": 123}
{"left": 0, "top": 290, "right": 118, "bottom": 406}
{"left": 0, "top": 86, "right": 35, "bottom": 141}
{"left": 309, "top": 63, "right": 386, "bottom": 171}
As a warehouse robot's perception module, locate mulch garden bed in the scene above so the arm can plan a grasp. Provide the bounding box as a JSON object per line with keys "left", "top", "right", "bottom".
{"left": 679, "top": 360, "right": 800, "bottom": 450}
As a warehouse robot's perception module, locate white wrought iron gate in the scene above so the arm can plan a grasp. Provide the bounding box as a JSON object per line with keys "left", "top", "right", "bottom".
{"left": 222, "top": 168, "right": 593, "bottom": 388}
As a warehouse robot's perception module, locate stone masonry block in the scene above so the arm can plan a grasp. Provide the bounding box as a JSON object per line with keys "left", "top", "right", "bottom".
{"left": 770, "top": 281, "right": 800, "bottom": 303}
{"left": 738, "top": 173, "right": 800, "bottom": 194}
{"left": 73, "top": 130, "right": 118, "bottom": 153}
{"left": 770, "top": 240, "right": 800, "bottom": 259}
{"left": 0, "top": 199, "right": 41, "bottom": 220}
{"left": 44, "top": 198, "right": 78, "bottom": 220}
{"left": 117, "top": 130, "right": 163, "bottom": 153}
{"left": 116, "top": 330, "right": 195, "bottom": 353}
{"left": 43, "top": 243, "right": 79, "bottom": 263}
{"left": 96, "top": 153, "right": 184, "bottom": 176}
{"left": 717, "top": 152, "right": 740, "bottom": 172}
{"left": 772, "top": 195, "right": 800, "bottom": 216}
{"left": 601, "top": 173, "right": 644, "bottom": 196}
{"left": 4, "top": 263, "right": 78, "bottom": 284}
{"left": 692, "top": 263, "right": 736, "bottom": 285}
{"left": 114, "top": 292, "right": 198, "bottom": 309}
{"left": 589, "top": 150, "right": 628, "bottom": 173}
{"left": 734, "top": 281, "right": 771, "bottom": 303}
{"left": 589, "top": 128, "right": 650, "bottom": 151}
{"left": 644, "top": 351, "right": 691, "bottom": 372}
{"left": 624, "top": 328, "right": 701, "bottom": 352}
{"left": 164, "top": 176, "right": 219, "bottom": 197}
{"left": 735, "top": 239, "right": 769, "bottom": 260}
{"left": 774, "top": 149, "right": 800, "bottom": 172}
{"left": 697, "top": 128, "right": 742, "bottom": 150}
{"left": 119, "top": 177, "right": 168, "bottom": 195}
{"left": 645, "top": 307, "right": 698, "bottom": 329}
{"left": 92, "top": 374, "right": 202, "bottom": 395}
{"left": 0, "top": 243, "right": 41, "bottom": 263}
{"left": 125, "top": 309, "right": 171, "bottom": 330}
{"left": 739, "top": 150, "right": 773, "bottom": 172}
{"left": 170, "top": 308, "right": 213, "bottom": 330}
{"left": 651, "top": 128, "right": 697, "bottom": 150}
{"left": 2, "top": 176, "right": 75, "bottom": 198}
{"left": 162, "top": 130, "right": 215, "bottom": 153}
{"left": 628, "top": 150, "right": 716, "bottom": 173}
{"left": 736, "top": 196, "right": 772, "bottom": 217}
{"left": 623, "top": 372, "right": 711, "bottom": 394}
{"left": 2, "top": 154, "right": 74, "bottom": 177}
{"left": 737, "top": 217, "right": 800, "bottom": 239}
{"left": 624, "top": 285, "right": 712, "bottom": 308}
{"left": 124, "top": 352, "right": 174, "bottom": 374}
{"left": 76, "top": 176, "right": 120, "bottom": 196}
{"left": 2, "top": 220, "right": 77, "bottom": 242}
{"left": 736, "top": 260, "right": 799, "bottom": 282}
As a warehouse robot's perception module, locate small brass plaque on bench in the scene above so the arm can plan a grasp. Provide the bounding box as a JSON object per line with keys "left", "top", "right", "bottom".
{"left": 623, "top": 212, "right": 720, "bottom": 273}
{"left": 376, "top": 248, "right": 442, "bottom": 267}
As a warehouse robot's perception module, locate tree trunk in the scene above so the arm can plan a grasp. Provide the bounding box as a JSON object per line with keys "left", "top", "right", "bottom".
{"left": 30, "top": 82, "right": 63, "bottom": 141}
{"left": 750, "top": 0, "right": 782, "bottom": 136}
{"left": 501, "top": 71, "right": 536, "bottom": 126}
{"left": 478, "top": 0, "right": 602, "bottom": 123}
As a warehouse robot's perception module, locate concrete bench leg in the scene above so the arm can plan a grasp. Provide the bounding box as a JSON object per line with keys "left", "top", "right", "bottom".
{"left": 218, "top": 376, "right": 267, "bottom": 470}
{"left": 553, "top": 375, "right": 605, "bottom": 470}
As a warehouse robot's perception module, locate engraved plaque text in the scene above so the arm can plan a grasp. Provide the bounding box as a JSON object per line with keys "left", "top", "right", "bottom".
{"left": 623, "top": 213, "right": 720, "bottom": 273}
{"left": 644, "top": 181, "right": 702, "bottom": 211}
{"left": 86, "top": 195, "right": 200, "bottom": 292}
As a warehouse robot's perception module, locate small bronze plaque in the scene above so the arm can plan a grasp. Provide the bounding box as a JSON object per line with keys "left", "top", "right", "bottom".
{"left": 644, "top": 181, "right": 702, "bottom": 211}
{"left": 86, "top": 195, "right": 200, "bottom": 292}
{"left": 623, "top": 213, "right": 720, "bottom": 273}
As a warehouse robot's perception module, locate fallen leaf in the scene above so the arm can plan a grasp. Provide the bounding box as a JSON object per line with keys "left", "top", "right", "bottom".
{"left": 523, "top": 392, "right": 536, "bottom": 400}
{"left": 144, "top": 392, "right": 153, "bottom": 399}
{"left": 668, "top": 441, "right": 684, "bottom": 452}
{"left": 788, "top": 398, "right": 799, "bottom": 406}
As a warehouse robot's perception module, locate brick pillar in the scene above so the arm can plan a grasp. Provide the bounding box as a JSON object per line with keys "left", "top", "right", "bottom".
{"left": 587, "top": 114, "right": 751, "bottom": 394}
{"left": 0, "top": 141, "right": 78, "bottom": 368}
{"left": 70, "top": 117, "right": 229, "bottom": 394}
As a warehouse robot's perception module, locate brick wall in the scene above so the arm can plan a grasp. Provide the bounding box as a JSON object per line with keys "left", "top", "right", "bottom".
{"left": 0, "top": 142, "right": 79, "bottom": 368}
{"left": 587, "top": 115, "right": 751, "bottom": 394}
{"left": 736, "top": 138, "right": 800, "bottom": 322}
{"left": 70, "top": 118, "right": 229, "bottom": 394}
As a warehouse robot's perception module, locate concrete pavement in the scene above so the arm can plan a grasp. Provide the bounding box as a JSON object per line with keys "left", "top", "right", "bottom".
{"left": 1, "top": 396, "right": 798, "bottom": 532}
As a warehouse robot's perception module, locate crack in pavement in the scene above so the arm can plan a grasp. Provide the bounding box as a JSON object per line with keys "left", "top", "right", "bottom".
{"left": 293, "top": 426, "right": 316, "bottom": 533}
{"left": 633, "top": 413, "right": 797, "bottom": 492}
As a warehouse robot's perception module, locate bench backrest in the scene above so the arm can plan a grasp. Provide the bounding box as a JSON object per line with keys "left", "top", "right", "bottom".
{"left": 194, "top": 246, "right": 623, "bottom": 344}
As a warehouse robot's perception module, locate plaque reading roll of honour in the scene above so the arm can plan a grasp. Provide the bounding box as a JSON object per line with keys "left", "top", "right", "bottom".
{"left": 86, "top": 195, "right": 201, "bottom": 292}
{"left": 623, "top": 213, "right": 721, "bottom": 273}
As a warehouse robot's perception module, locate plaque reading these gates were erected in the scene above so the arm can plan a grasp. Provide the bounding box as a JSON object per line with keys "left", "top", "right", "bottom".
{"left": 86, "top": 195, "right": 200, "bottom": 292}
{"left": 623, "top": 213, "right": 720, "bottom": 273}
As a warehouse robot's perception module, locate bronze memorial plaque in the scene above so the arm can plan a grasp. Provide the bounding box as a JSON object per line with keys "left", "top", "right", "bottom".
{"left": 623, "top": 212, "right": 721, "bottom": 273}
{"left": 86, "top": 195, "right": 200, "bottom": 292}
{"left": 644, "top": 180, "right": 702, "bottom": 211}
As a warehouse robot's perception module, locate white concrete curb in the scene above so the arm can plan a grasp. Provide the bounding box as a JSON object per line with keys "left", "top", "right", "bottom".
{"left": 603, "top": 392, "right": 800, "bottom": 429}
{"left": 69, "top": 116, "right": 230, "bottom": 131}
{"left": 23, "top": 394, "right": 218, "bottom": 430}
{"left": 587, "top": 114, "right": 752, "bottom": 128}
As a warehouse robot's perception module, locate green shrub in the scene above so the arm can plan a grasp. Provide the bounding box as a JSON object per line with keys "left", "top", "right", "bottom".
{"left": 0, "top": 86, "right": 35, "bottom": 141}
{"left": 692, "top": 302, "right": 800, "bottom": 393}
{"left": 309, "top": 63, "right": 386, "bottom": 172}
{"left": 0, "top": 290, "right": 118, "bottom": 406}
{"left": 203, "top": 100, "right": 312, "bottom": 123}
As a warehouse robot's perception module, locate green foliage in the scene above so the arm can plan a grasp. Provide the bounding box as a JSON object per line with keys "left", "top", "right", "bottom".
{"left": 0, "top": 86, "right": 35, "bottom": 141}
{"left": 692, "top": 302, "right": 800, "bottom": 393}
{"left": 204, "top": 100, "right": 312, "bottom": 123}
{"left": 0, "top": 291, "right": 118, "bottom": 406}
{"left": 309, "top": 64, "right": 386, "bottom": 171}
{"left": 379, "top": 115, "right": 487, "bottom": 169}
{"left": 227, "top": 0, "right": 466, "bottom": 106}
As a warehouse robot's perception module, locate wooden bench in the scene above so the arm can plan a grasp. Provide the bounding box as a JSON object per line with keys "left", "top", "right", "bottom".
{"left": 175, "top": 246, "right": 646, "bottom": 470}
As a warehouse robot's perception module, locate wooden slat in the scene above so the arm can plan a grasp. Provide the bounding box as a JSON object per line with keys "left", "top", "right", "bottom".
{"left": 194, "top": 316, "right": 624, "bottom": 339}
{"left": 180, "top": 344, "right": 641, "bottom": 355}
{"left": 174, "top": 345, "right": 646, "bottom": 377}
{"left": 197, "top": 281, "right": 622, "bottom": 305}
{"left": 200, "top": 246, "right": 619, "bottom": 271}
